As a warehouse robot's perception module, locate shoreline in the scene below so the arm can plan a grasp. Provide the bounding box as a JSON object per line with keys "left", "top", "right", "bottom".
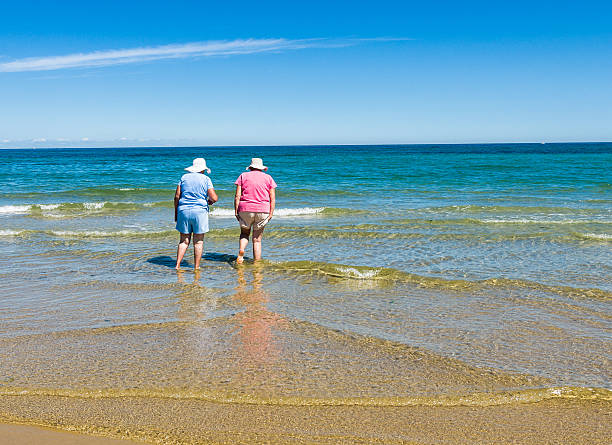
{"left": 1, "top": 394, "right": 610, "bottom": 444}
{"left": 0, "top": 423, "right": 139, "bottom": 445}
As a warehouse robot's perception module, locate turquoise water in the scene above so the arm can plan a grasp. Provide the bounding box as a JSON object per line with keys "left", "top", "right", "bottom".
{"left": 0, "top": 144, "right": 610, "bottom": 397}
{"left": 2, "top": 144, "right": 611, "bottom": 285}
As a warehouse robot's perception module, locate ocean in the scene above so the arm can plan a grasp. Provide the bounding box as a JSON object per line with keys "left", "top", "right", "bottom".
{"left": 0, "top": 143, "right": 610, "bottom": 443}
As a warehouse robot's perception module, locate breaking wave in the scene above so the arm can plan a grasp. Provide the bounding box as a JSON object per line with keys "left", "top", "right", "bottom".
{"left": 0, "top": 205, "right": 31, "bottom": 214}
{"left": 211, "top": 207, "right": 326, "bottom": 217}
{"left": 267, "top": 260, "right": 612, "bottom": 300}
{"left": 424, "top": 204, "right": 608, "bottom": 216}
{"left": 0, "top": 202, "right": 332, "bottom": 218}
{"left": 2, "top": 224, "right": 611, "bottom": 247}
{"left": 575, "top": 232, "right": 612, "bottom": 241}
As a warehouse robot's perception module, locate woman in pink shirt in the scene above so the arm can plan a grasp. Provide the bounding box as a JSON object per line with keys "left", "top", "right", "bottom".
{"left": 234, "top": 158, "right": 277, "bottom": 264}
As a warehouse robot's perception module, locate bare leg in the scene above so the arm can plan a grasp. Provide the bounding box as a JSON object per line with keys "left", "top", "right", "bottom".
{"left": 175, "top": 233, "right": 191, "bottom": 270}
{"left": 252, "top": 227, "right": 265, "bottom": 260}
{"left": 237, "top": 227, "right": 250, "bottom": 264}
{"left": 193, "top": 233, "right": 204, "bottom": 270}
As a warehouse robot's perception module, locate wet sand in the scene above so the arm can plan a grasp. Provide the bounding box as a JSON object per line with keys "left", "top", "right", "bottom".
{"left": 0, "top": 423, "right": 139, "bottom": 444}
{"left": 1, "top": 394, "right": 610, "bottom": 444}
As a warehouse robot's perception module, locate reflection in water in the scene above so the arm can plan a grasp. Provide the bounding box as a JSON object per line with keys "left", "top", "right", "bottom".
{"left": 176, "top": 270, "right": 217, "bottom": 320}
{"left": 175, "top": 269, "right": 217, "bottom": 358}
{"left": 231, "top": 265, "right": 287, "bottom": 365}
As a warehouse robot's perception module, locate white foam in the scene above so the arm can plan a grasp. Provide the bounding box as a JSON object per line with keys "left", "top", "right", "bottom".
{"left": 482, "top": 218, "right": 541, "bottom": 224}
{"left": 49, "top": 230, "right": 139, "bottom": 237}
{"left": 0, "top": 229, "right": 23, "bottom": 236}
{"left": 0, "top": 205, "right": 31, "bottom": 214}
{"left": 275, "top": 207, "right": 325, "bottom": 216}
{"left": 336, "top": 266, "right": 381, "bottom": 279}
{"left": 39, "top": 214, "right": 66, "bottom": 219}
{"left": 208, "top": 208, "right": 234, "bottom": 217}
{"left": 39, "top": 204, "right": 61, "bottom": 210}
{"left": 481, "top": 218, "right": 608, "bottom": 225}
{"left": 210, "top": 207, "right": 325, "bottom": 217}
{"left": 581, "top": 233, "right": 612, "bottom": 240}
{"left": 83, "top": 202, "right": 105, "bottom": 210}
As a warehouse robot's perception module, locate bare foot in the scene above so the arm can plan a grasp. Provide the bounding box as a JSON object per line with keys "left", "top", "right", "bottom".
{"left": 236, "top": 250, "right": 245, "bottom": 264}
{"left": 175, "top": 265, "right": 180, "bottom": 270}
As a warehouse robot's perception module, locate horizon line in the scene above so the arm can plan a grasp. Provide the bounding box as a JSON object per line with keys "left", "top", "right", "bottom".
{"left": 1, "top": 140, "right": 611, "bottom": 150}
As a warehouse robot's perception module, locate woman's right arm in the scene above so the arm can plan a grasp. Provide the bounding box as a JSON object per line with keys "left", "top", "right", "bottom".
{"left": 174, "top": 184, "right": 181, "bottom": 222}
{"left": 234, "top": 185, "right": 241, "bottom": 221}
{"left": 207, "top": 188, "right": 218, "bottom": 205}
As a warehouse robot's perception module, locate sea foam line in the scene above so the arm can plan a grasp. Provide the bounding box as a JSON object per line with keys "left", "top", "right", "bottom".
{"left": 480, "top": 218, "right": 612, "bottom": 224}
{"left": 210, "top": 207, "right": 325, "bottom": 217}
{"left": 0, "top": 203, "right": 326, "bottom": 217}
{"left": 579, "top": 233, "right": 612, "bottom": 240}
{"left": 0, "top": 205, "right": 31, "bottom": 214}
{"left": 0, "top": 229, "right": 23, "bottom": 236}
{"left": 0, "top": 203, "right": 110, "bottom": 214}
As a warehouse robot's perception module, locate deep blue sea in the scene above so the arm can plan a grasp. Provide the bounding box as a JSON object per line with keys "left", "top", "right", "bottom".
{"left": 0, "top": 144, "right": 610, "bottom": 418}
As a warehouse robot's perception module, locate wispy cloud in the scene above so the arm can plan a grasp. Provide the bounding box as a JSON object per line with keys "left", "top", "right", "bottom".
{"left": 0, "top": 38, "right": 412, "bottom": 73}
{"left": 0, "top": 38, "right": 361, "bottom": 73}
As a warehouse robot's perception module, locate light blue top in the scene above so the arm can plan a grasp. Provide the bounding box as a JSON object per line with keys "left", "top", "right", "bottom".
{"left": 177, "top": 172, "right": 214, "bottom": 211}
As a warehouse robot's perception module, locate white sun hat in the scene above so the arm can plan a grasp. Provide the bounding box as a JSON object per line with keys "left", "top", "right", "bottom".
{"left": 185, "top": 158, "right": 211, "bottom": 173}
{"left": 246, "top": 157, "right": 267, "bottom": 171}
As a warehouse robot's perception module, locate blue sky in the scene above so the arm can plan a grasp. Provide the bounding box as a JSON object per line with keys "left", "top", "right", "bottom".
{"left": 1, "top": 0, "right": 611, "bottom": 147}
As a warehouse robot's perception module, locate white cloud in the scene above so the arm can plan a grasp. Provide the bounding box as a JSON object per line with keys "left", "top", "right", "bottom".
{"left": 0, "top": 38, "right": 327, "bottom": 73}
{"left": 1, "top": 139, "right": 10, "bottom": 143}
{"left": 81, "top": 137, "right": 89, "bottom": 141}
{"left": 32, "top": 138, "right": 47, "bottom": 142}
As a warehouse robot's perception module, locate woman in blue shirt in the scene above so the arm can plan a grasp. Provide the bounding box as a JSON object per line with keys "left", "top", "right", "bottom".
{"left": 174, "top": 158, "right": 218, "bottom": 270}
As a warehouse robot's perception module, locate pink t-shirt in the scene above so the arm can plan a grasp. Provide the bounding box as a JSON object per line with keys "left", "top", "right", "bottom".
{"left": 235, "top": 170, "right": 277, "bottom": 213}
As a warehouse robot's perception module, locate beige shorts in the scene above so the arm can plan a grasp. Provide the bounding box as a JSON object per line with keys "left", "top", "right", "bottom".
{"left": 238, "top": 211, "right": 270, "bottom": 230}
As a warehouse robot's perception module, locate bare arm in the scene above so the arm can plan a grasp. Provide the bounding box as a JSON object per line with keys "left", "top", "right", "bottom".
{"left": 207, "top": 188, "right": 218, "bottom": 205}
{"left": 268, "top": 188, "right": 275, "bottom": 220}
{"left": 234, "top": 185, "right": 241, "bottom": 220}
{"left": 174, "top": 184, "right": 181, "bottom": 222}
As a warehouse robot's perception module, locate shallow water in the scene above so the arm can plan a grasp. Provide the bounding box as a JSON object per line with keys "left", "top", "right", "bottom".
{"left": 0, "top": 144, "right": 610, "bottom": 442}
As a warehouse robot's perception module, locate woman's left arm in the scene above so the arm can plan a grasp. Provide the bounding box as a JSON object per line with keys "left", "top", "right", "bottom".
{"left": 174, "top": 184, "right": 181, "bottom": 222}
{"left": 268, "top": 188, "right": 275, "bottom": 220}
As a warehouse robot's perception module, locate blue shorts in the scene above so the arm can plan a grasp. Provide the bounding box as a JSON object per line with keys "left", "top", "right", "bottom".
{"left": 176, "top": 207, "right": 209, "bottom": 234}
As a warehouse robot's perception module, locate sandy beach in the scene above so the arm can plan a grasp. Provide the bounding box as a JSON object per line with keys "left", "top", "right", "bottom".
{"left": 0, "top": 423, "right": 138, "bottom": 444}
